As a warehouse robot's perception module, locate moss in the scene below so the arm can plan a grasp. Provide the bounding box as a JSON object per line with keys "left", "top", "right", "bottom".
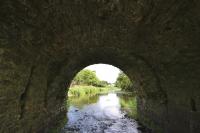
{"left": 0, "top": 0, "right": 199, "bottom": 132}
{"left": 49, "top": 117, "right": 67, "bottom": 133}
{"left": 138, "top": 115, "right": 163, "bottom": 133}
{"left": 40, "top": 108, "right": 68, "bottom": 133}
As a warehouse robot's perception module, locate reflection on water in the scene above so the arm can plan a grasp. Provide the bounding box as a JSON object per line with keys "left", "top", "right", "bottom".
{"left": 61, "top": 93, "right": 144, "bottom": 133}
{"left": 98, "top": 93, "right": 122, "bottom": 119}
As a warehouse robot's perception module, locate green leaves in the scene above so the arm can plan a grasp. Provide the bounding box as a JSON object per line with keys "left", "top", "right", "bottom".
{"left": 115, "top": 71, "right": 133, "bottom": 91}
{"left": 73, "top": 69, "right": 100, "bottom": 86}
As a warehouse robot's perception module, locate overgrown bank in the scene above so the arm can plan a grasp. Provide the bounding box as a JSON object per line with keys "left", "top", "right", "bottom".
{"left": 68, "top": 85, "right": 120, "bottom": 97}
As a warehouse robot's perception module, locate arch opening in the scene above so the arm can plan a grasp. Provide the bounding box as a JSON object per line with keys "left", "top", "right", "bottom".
{"left": 45, "top": 50, "right": 166, "bottom": 133}
{"left": 60, "top": 63, "right": 143, "bottom": 133}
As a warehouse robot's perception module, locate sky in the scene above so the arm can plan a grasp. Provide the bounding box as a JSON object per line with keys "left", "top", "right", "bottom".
{"left": 84, "top": 64, "right": 120, "bottom": 83}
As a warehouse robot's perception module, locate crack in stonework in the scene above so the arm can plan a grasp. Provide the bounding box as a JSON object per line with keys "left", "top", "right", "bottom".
{"left": 19, "top": 65, "right": 35, "bottom": 119}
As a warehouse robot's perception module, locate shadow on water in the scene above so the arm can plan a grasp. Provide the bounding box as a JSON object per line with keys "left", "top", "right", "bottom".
{"left": 61, "top": 92, "right": 151, "bottom": 133}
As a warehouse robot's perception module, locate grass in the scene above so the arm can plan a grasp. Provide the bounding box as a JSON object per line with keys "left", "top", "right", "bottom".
{"left": 68, "top": 85, "right": 120, "bottom": 97}
{"left": 120, "top": 96, "right": 137, "bottom": 119}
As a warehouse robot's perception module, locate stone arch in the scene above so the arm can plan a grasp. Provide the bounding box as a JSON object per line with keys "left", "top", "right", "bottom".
{"left": 0, "top": 0, "right": 200, "bottom": 133}
{"left": 46, "top": 47, "right": 166, "bottom": 106}
{"left": 39, "top": 47, "right": 168, "bottom": 132}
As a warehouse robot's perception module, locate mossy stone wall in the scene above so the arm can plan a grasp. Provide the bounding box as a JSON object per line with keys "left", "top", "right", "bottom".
{"left": 0, "top": 0, "right": 200, "bottom": 132}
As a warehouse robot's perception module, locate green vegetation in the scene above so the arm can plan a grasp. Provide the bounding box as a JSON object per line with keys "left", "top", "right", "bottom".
{"left": 72, "top": 69, "right": 110, "bottom": 87}
{"left": 97, "top": 80, "right": 110, "bottom": 87}
{"left": 68, "top": 69, "right": 120, "bottom": 97}
{"left": 65, "top": 68, "right": 137, "bottom": 132}
{"left": 73, "top": 69, "right": 100, "bottom": 86}
{"left": 120, "top": 95, "right": 137, "bottom": 119}
{"left": 115, "top": 72, "right": 137, "bottom": 118}
{"left": 115, "top": 71, "right": 133, "bottom": 91}
{"left": 68, "top": 85, "right": 120, "bottom": 97}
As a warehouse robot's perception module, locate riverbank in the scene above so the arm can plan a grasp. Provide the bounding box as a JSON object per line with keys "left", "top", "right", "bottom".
{"left": 120, "top": 96, "right": 137, "bottom": 119}
{"left": 68, "top": 85, "right": 121, "bottom": 97}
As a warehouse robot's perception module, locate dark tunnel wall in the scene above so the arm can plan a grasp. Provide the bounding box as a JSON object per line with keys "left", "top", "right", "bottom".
{"left": 0, "top": 0, "right": 200, "bottom": 132}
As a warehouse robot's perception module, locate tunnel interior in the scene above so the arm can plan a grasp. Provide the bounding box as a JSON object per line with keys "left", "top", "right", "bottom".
{"left": 0, "top": 0, "right": 200, "bottom": 133}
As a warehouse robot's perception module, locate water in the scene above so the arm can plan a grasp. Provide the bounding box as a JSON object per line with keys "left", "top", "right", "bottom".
{"left": 61, "top": 92, "right": 147, "bottom": 133}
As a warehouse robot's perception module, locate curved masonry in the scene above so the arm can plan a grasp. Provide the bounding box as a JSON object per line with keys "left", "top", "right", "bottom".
{"left": 0, "top": 0, "right": 200, "bottom": 132}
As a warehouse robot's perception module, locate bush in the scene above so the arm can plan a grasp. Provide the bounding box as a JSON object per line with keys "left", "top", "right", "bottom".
{"left": 115, "top": 71, "right": 133, "bottom": 91}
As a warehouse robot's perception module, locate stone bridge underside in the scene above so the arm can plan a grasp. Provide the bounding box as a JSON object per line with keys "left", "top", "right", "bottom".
{"left": 0, "top": 0, "right": 200, "bottom": 133}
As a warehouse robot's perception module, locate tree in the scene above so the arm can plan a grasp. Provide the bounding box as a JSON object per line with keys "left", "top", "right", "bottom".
{"left": 73, "top": 69, "right": 100, "bottom": 86}
{"left": 115, "top": 71, "right": 133, "bottom": 90}
{"left": 97, "top": 80, "right": 110, "bottom": 87}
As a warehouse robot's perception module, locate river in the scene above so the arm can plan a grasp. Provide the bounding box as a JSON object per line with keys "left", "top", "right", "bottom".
{"left": 61, "top": 92, "right": 149, "bottom": 133}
